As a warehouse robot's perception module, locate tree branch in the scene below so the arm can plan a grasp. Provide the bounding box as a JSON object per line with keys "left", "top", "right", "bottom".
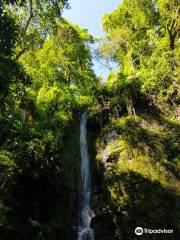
{"left": 23, "top": 0, "right": 33, "bottom": 34}
{"left": 15, "top": 47, "right": 27, "bottom": 60}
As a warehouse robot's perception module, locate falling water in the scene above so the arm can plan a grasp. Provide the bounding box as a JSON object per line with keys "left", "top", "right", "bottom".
{"left": 78, "top": 112, "right": 95, "bottom": 240}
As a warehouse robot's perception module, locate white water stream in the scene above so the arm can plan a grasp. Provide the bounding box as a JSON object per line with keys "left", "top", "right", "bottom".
{"left": 78, "top": 112, "right": 95, "bottom": 240}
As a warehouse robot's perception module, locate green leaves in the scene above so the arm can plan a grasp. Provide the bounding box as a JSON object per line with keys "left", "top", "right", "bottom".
{"left": 0, "top": 150, "right": 17, "bottom": 196}
{"left": 100, "top": 0, "right": 179, "bottom": 113}
{"left": 21, "top": 20, "right": 97, "bottom": 90}
{"left": 0, "top": 11, "right": 18, "bottom": 56}
{"left": 0, "top": 200, "right": 10, "bottom": 230}
{"left": 0, "top": 150, "right": 15, "bottom": 170}
{"left": 5, "top": 0, "right": 69, "bottom": 59}
{"left": 0, "top": 55, "right": 30, "bottom": 106}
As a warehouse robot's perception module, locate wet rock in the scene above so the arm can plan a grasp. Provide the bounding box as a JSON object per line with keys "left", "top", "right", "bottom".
{"left": 105, "top": 130, "right": 119, "bottom": 143}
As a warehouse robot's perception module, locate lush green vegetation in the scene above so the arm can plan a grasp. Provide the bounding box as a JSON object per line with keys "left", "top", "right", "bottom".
{"left": 0, "top": 0, "right": 179, "bottom": 239}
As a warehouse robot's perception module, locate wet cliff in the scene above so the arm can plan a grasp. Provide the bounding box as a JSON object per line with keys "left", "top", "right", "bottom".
{"left": 88, "top": 109, "right": 180, "bottom": 240}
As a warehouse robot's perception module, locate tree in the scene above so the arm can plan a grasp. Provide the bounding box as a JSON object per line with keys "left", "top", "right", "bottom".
{"left": 20, "top": 19, "right": 98, "bottom": 104}
{"left": 100, "top": 0, "right": 179, "bottom": 113}
{"left": 8, "top": 0, "right": 69, "bottom": 59}
{"left": 0, "top": 1, "right": 30, "bottom": 106}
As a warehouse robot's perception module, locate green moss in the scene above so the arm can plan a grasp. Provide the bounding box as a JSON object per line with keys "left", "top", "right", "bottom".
{"left": 94, "top": 113, "right": 180, "bottom": 239}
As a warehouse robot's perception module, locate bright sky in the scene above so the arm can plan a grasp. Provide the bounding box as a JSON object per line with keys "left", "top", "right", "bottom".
{"left": 63, "top": 0, "right": 121, "bottom": 80}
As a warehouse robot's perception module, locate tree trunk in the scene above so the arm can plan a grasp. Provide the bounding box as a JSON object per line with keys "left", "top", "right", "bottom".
{"left": 124, "top": 95, "right": 136, "bottom": 116}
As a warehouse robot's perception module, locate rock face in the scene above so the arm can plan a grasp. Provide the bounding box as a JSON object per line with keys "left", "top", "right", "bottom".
{"left": 54, "top": 113, "right": 81, "bottom": 240}
{"left": 101, "top": 136, "right": 120, "bottom": 169}
{"left": 46, "top": 113, "right": 179, "bottom": 240}
{"left": 105, "top": 130, "right": 119, "bottom": 143}
{"left": 88, "top": 128, "right": 119, "bottom": 240}
{"left": 91, "top": 115, "right": 180, "bottom": 240}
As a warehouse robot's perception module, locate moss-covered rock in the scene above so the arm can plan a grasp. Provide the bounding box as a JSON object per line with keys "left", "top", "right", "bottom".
{"left": 93, "top": 113, "right": 180, "bottom": 240}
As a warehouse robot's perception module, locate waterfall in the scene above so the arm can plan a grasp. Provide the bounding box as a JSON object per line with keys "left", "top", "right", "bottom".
{"left": 78, "top": 112, "right": 95, "bottom": 240}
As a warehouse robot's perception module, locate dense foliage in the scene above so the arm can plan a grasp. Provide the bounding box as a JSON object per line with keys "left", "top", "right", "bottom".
{"left": 99, "top": 0, "right": 179, "bottom": 115}
{"left": 0, "top": 0, "right": 179, "bottom": 239}
{"left": 91, "top": 1, "right": 180, "bottom": 239}
{"left": 0, "top": 0, "right": 98, "bottom": 239}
